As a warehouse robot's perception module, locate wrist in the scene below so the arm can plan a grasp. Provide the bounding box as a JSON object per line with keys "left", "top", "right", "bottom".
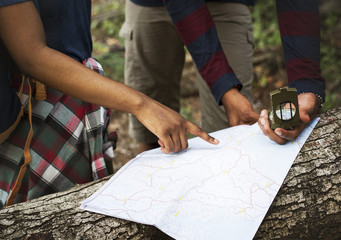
{"left": 222, "top": 85, "right": 240, "bottom": 98}
{"left": 222, "top": 87, "right": 238, "bottom": 105}
{"left": 299, "top": 92, "right": 323, "bottom": 114}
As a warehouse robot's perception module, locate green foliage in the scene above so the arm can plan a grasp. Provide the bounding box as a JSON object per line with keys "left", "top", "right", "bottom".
{"left": 320, "top": 9, "right": 341, "bottom": 84}
{"left": 323, "top": 93, "right": 341, "bottom": 111}
{"left": 91, "top": 0, "right": 125, "bottom": 82}
{"left": 91, "top": 1, "right": 125, "bottom": 40}
{"left": 320, "top": 46, "right": 341, "bottom": 85}
{"left": 180, "top": 100, "right": 193, "bottom": 122}
{"left": 98, "top": 50, "right": 125, "bottom": 82}
{"left": 180, "top": 99, "right": 198, "bottom": 139}
{"left": 251, "top": 0, "right": 281, "bottom": 49}
{"left": 259, "top": 76, "right": 268, "bottom": 87}
{"left": 320, "top": 4, "right": 341, "bottom": 109}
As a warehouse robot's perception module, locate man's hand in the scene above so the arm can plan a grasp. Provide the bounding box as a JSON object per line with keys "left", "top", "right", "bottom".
{"left": 221, "top": 88, "right": 259, "bottom": 127}
{"left": 258, "top": 92, "right": 321, "bottom": 144}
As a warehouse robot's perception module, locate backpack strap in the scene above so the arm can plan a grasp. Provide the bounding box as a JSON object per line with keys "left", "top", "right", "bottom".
{"left": 5, "top": 76, "right": 34, "bottom": 207}
{"left": 4, "top": 0, "right": 45, "bottom": 206}
{"left": 33, "top": 79, "right": 47, "bottom": 100}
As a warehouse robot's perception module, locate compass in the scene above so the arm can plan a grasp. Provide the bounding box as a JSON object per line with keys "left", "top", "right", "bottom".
{"left": 268, "top": 87, "right": 301, "bottom": 130}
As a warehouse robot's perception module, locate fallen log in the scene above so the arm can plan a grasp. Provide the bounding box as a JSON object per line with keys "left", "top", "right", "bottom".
{"left": 1, "top": 107, "right": 340, "bottom": 240}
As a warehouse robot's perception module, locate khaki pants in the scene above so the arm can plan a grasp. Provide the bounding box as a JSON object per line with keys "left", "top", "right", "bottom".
{"left": 120, "top": 1, "right": 254, "bottom": 143}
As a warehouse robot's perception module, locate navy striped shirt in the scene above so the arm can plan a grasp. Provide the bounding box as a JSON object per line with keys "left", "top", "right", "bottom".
{"left": 131, "top": 0, "right": 256, "bottom": 7}
{"left": 140, "top": 0, "right": 325, "bottom": 103}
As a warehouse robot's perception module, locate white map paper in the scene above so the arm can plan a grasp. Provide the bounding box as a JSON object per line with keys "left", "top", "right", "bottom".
{"left": 81, "top": 119, "right": 319, "bottom": 240}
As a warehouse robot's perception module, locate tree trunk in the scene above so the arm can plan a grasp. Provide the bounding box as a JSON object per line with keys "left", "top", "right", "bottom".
{"left": 254, "top": 107, "right": 341, "bottom": 240}
{"left": 1, "top": 107, "right": 340, "bottom": 240}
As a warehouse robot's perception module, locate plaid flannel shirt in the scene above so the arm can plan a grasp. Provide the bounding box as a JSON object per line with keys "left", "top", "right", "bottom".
{"left": 0, "top": 58, "right": 112, "bottom": 208}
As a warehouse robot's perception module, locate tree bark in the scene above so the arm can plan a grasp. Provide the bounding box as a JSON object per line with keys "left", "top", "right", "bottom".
{"left": 1, "top": 107, "right": 340, "bottom": 240}
{"left": 254, "top": 107, "right": 341, "bottom": 240}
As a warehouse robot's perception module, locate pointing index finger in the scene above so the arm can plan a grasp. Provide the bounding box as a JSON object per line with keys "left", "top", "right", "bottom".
{"left": 185, "top": 121, "right": 219, "bottom": 145}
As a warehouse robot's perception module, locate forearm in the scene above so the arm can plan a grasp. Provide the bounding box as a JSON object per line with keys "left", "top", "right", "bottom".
{"left": 25, "top": 47, "right": 146, "bottom": 115}
{"left": 0, "top": 1, "right": 220, "bottom": 154}
{"left": 163, "top": 0, "right": 241, "bottom": 105}
{"left": 276, "top": 0, "right": 325, "bottom": 100}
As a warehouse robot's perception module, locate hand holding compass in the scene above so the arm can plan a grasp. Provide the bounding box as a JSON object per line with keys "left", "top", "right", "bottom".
{"left": 258, "top": 87, "right": 321, "bottom": 144}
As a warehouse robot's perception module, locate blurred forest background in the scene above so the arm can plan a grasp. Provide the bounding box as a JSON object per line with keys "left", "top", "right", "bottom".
{"left": 90, "top": 0, "right": 341, "bottom": 170}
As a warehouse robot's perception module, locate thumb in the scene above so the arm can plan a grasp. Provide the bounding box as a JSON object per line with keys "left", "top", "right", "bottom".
{"left": 158, "top": 139, "right": 167, "bottom": 153}
{"left": 158, "top": 139, "right": 165, "bottom": 148}
{"left": 185, "top": 121, "right": 219, "bottom": 145}
{"left": 299, "top": 109, "right": 312, "bottom": 125}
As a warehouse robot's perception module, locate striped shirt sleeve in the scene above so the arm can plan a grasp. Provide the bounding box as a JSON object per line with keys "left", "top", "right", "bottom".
{"left": 276, "top": 0, "right": 325, "bottom": 100}
{"left": 163, "top": 0, "right": 242, "bottom": 105}
{"left": 163, "top": 0, "right": 326, "bottom": 103}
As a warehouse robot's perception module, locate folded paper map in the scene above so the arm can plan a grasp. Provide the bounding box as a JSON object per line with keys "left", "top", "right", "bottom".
{"left": 81, "top": 119, "right": 319, "bottom": 240}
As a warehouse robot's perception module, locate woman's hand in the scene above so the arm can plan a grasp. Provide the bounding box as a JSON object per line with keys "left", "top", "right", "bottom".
{"left": 258, "top": 92, "right": 321, "bottom": 144}
{"left": 134, "top": 97, "right": 219, "bottom": 154}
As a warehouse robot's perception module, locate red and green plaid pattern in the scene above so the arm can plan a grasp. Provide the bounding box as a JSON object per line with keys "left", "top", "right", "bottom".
{"left": 0, "top": 58, "right": 112, "bottom": 208}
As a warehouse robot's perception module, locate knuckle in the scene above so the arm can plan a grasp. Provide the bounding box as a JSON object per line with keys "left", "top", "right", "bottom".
{"left": 278, "top": 139, "right": 288, "bottom": 145}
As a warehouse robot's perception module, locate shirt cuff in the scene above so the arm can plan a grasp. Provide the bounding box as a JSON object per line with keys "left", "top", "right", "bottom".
{"left": 288, "top": 78, "right": 326, "bottom": 102}
{"left": 211, "top": 73, "right": 242, "bottom": 105}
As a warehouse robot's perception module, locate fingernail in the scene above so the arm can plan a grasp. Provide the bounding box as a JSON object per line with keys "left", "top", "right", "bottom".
{"left": 260, "top": 118, "right": 265, "bottom": 126}
{"left": 213, "top": 138, "right": 219, "bottom": 144}
{"left": 260, "top": 110, "right": 266, "bottom": 117}
{"left": 275, "top": 130, "right": 282, "bottom": 136}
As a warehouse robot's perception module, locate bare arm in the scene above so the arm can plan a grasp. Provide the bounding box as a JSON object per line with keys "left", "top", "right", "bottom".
{"left": 0, "top": 1, "right": 219, "bottom": 153}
